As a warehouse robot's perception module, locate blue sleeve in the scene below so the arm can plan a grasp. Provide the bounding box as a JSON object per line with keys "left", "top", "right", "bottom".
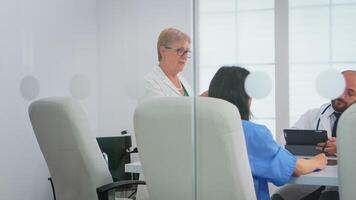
{"left": 242, "top": 121, "right": 297, "bottom": 186}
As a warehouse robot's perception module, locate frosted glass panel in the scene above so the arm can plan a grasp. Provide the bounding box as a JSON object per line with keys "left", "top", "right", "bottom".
{"left": 199, "top": 66, "right": 220, "bottom": 93}
{"left": 237, "top": 0, "right": 274, "bottom": 10}
{"left": 290, "top": 7, "right": 329, "bottom": 62}
{"left": 290, "top": 0, "right": 329, "bottom": 7}
{"left": 333, "top": 0, "right": 356, "bottom": 4}
{"left": 199, "top": 13, "right": 236, "bottom": 66}
{"left": 332, "top": 5, "right": 356, "bottom": 62}
{"left": 332, "top": 63, "right": 356, "bottom": 71}
{"left": 289, "top": 64, "right": 330, "bottom": 125}
{"left": 237, "top": 11, "right": 274, "bottom": 63}
{"left": 200, "top": 0, "right": 235, "bottom": 12}
{"left": 199, "top": 0, "right": 276, "bottom": 139}
{"left": 199, "top": 64, "right": 276, "bottom": 134}
{"left": 248, "top": 65, "right": 275, "bottom": 137}
{"left": 247, "top": 65, "right": 275, "bottom": 119}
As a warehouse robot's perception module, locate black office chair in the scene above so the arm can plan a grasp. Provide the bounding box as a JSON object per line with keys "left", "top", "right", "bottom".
{"left": 96, "top": 134, "right": 138, "bottom": 182}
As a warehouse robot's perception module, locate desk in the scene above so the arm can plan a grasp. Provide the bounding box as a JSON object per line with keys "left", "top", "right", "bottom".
{"left": 288, "top": 165, "right": 338, "bottom": 186}
{"left": 126, "top": 162, "right": 338, "bottom": 186}
{"left": 125, "top": 162, "right": 142, "bottom": 174}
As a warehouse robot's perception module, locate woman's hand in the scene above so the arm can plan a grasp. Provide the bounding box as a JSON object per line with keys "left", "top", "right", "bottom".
{"left": 310, "top": 153, "right": 328, "bottom": 170}
{"left": 200, "top": 90, "right": 209, "bottom": 97}
{"left": 293, "top": 153, "right": 327, "bottom": 177}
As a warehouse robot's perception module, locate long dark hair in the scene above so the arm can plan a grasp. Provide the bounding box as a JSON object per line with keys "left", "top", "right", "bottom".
{"left": 208, "top": 66, "right": 251, "bottom": 120}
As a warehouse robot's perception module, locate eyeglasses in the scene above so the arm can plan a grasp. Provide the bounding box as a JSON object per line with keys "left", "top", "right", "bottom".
{"left": 164, "top": 46, "right": 191, "bottom": 58}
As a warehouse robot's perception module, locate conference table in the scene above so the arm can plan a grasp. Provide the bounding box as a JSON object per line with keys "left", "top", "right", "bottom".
{"left": 288, "top": 165, "right": 338, "bottom": 186}
{"left": 125, "top": 159, "right": 338, "bottom": 186}
{"left": 288, "top": 157, "right": 338, "bottom": 186}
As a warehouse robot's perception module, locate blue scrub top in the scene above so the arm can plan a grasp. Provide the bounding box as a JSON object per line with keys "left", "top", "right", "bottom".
{"left": 242, "top": 120, "right": 297, "bottom": 200}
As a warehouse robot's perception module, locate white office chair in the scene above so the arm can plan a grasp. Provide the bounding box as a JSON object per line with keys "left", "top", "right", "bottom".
{"left": 29, "top": 97, "right": 144, "bottom": 200}
{"left": 337, "top": 103, "right": 356, "bottom": 200}
{"left": 134, "top": 97, "right": 256, "bottom": 200}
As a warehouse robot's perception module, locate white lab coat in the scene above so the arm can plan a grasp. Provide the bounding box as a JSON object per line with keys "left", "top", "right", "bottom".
{"left": 293, "top": 103, "right": 336, "bottom": 138}
{"left": 279, "top": 103, "right": 336, "bottom": 146}
{"left": 142, "top": 64, "right": 192, "bottom": 100}
{"left": 275, "top": 103, "right": 338, "bottom": 200}
{"left": 136, "top": 65, "right": 192, "bottom": 200}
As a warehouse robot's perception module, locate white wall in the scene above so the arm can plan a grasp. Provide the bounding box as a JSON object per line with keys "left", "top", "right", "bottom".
{"left": 0, "top": 0, "right": 192, "bottom": 199}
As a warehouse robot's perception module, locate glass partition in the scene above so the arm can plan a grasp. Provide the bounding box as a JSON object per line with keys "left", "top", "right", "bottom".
{"left": 289, "top": 0, "right": 356, "bottom": 125}
{"left": 198, "top": 0, "right": 276, "bottom": 135}
{"left": 197, "top": 0, "right": 275, "bottom": 199}
{"left": 0, "top": 0, "right": 196, "bottom": 199}
{"left": 3, "top": 0, "right": 354, "bottom": 199}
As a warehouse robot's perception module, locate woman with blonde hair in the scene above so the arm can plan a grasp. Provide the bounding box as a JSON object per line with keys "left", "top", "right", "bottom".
{"left": 143, "top": 27, "right": 192, "bottom": 98}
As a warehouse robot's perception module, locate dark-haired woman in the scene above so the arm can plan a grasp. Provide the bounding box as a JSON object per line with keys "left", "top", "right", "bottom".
{"left": 208, "top": 66, "right": 327, "bottom": 200}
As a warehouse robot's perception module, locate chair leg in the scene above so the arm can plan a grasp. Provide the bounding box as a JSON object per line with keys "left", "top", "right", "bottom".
{"left": 48, "top": 177, "right": 56, "bottom": 200}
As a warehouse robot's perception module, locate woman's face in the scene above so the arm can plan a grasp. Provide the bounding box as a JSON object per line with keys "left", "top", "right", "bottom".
{"left": 161, "top": 39, "right": 190, "bottom": 74}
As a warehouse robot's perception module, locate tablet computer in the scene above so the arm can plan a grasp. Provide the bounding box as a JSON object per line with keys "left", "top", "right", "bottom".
{"left": 284, "top": 129, "right": 328, "bottom": 156}
{"left": 284, "top": 129, "right": 328, "bottom": 145}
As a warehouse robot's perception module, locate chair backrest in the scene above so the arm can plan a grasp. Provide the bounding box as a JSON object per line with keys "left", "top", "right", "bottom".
{"left": 96, "top": 136, "right": 132, "bottom": 181}
{"left": 134, "top": 97, "right": 256, "bottom": 200}
{"left": 337, "top": 103, "right": 356, "bottom": 200}
{"left": 29, "top": 97, "right": 112, "bottom": 200}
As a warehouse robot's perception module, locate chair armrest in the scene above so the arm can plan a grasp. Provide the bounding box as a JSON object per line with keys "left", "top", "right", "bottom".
{"left": 96, "top": 180, "right": 146, "bottom": 200}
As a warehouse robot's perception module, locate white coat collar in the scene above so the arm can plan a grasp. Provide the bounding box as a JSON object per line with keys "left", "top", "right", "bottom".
{"left": 321, "top": 103, "right": 336, "bottom": 118}
{"left": 319, "top": 103, "right": 336, "bottom": 137}
{"left": 153, "top": 64, "right": 187, "bottom": 96}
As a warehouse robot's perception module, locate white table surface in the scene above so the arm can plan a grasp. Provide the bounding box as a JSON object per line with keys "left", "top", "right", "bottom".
{"left": 125, "top": 161, "right": 338, "bottom": 186}
{"left": 288, "top": 156, "right": 338, "bottom": 186}
{"left": 288, "top": 165, "right": 338, "bottom": 186}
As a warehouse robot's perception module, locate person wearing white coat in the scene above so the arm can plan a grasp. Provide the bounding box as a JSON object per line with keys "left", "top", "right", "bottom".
{"left": 142, "top": 28, "right": 193, "bottom": 102}
{"left": 293, "top": 103, "right": 336, "bottom": 150}
{"left": 283, "top": 70, "right": 356, "bottom": 156}
{"left": 294, "top": 103, "right": 334, "bottom": 136}
{"left": 273, "top": 70, "right": 356, "bottom": 200}
{"left": 143, "top": 64, "right": 192, "bottom": 99}
{"left": 278, "top": 103, "right": 338, "bottom": 151}
{"left": 273, "top": 102, "right": 340, "bottom": 200}
{"left": 137, "top": 28, "right": 194, "bottom": 200}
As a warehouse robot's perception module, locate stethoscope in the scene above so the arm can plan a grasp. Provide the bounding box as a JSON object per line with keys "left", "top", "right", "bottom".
{"left": 315, "top": 104, "right": 331, "bottom": 130}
